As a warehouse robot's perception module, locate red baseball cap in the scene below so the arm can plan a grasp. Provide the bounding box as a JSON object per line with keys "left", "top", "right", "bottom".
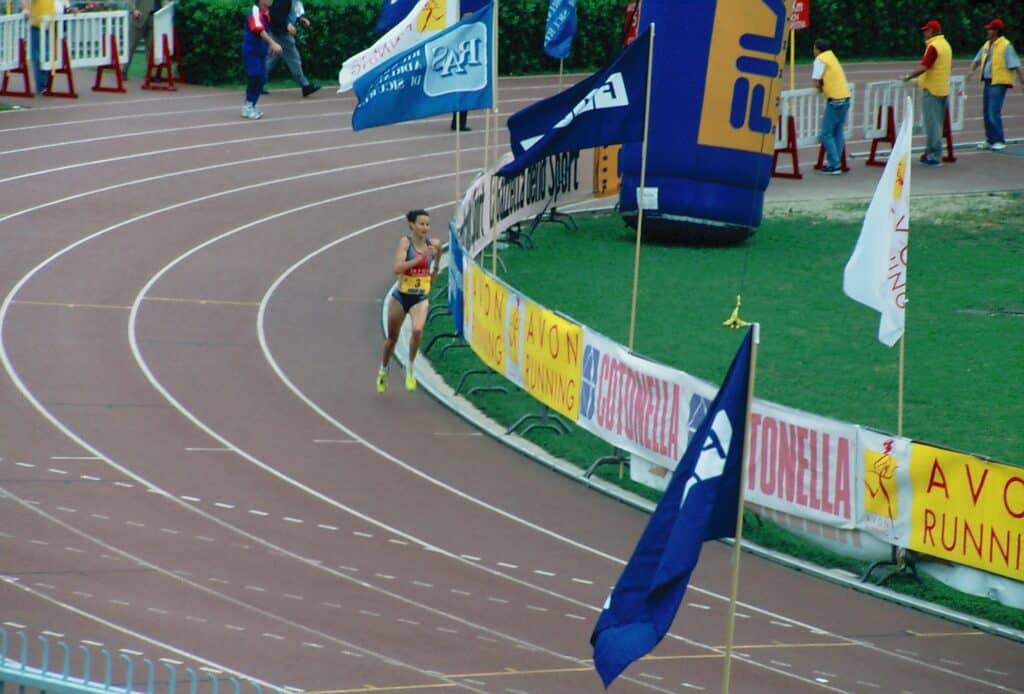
{"left": 920, "top": 20, "right": 941, "bottom": 33}
{"left": 985, "top": 18, "right": 1004, "bottom": 32}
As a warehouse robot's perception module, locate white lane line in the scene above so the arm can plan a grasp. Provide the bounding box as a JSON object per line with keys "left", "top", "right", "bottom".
{"left": 571, "top": 577, "right": 593, "bottom": 585}
{"left": 450, "top": 589, "right": 471, "bottom": 596}
{"left": 525, "top": 605, "right": 548, "bottom": 612}
{"left": 312, "top": 439, "right": 358, "bottom": 444}
{"left": 80, "top": 475, "right": 101, "bottom": 481}
{"left": 56, "top": 506, "right": 76, "bottom": 512}
{"left": 48, "top": 468, "right": 68, "bottom": 475}
{"left": 317, "top": 523, "right": 337, "bottom": 531}
{"left": 283, "top": 594, "right": 303, "bottom": 601}
{"left": 461, "top": 555, "right": 481, "bottom": 562}
{"left": 374, "top": 574, "right": 396, "bottom": 581}
{"left": 51, "top": 456, "right": 101, "bottom": 460}
{"left": 353, "top": 531, "right": 372, "bottom": 538}
{"left": 301, "top": 642, "right": 323, "bottom": 649}
{"left": 225, "top": 625, "right": 246, "bottom": 632}
{"left": 689, "top": 603, "right": 711, "bottom": 610}
{"left": 180, "top": 495, "right": 201, "bottom": 502}
{"left": 388, "top": 539, "right": 409, "bottom": 546}
{"left": 15, "top": 462, "right": 34, "bottom": 468}
{"left": 90, "top": 513, "right": 110, "bottom": 520}
{"left": 214, "top": 502, "right": 235, "bottom": 509}
{"left": 532, "top": 569, "right": 555, "bottom": 577}
{"left": 283, "top": 517, "right": 303, "bottom": 524}
{"left": 249, "top": 509, "right": 269, "bottom": 516}
{"left": 497, "top": 562, "right": 518, "bottom": 569}
{"left": 412, "top": 581, "right": 433, "bottom": 588}
{"left": 564, "top": 614, "right": 586, "bottom": 621}
{"left": 184, "top": 447, "right": 232, "bottom": 452}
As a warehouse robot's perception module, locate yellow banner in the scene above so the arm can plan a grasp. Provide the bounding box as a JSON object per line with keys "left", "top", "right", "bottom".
{"left": 466, "top": 260, "right": 506, "bottom": 375}
{"left": 697, "top": 0, "right": 785, "bottom": 153}
{"left": 522, "top": 301, "right": 583, "bottom": 420}
{"left": 909, "top": 444, "right": 1024, "bottom": 581}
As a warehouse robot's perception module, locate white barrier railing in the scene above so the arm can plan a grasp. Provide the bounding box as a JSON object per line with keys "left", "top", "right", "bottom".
{"left": 39, "top": 10, "right": 129, "bottom": 70}
{"left": 776, "top": 84, "right": 856, "bottom": 149}
{"left": 0, "top": 13, "right": 28, "bottom": 73}
{"left": 152, "top": 1, "right": 175, "bottom": 64}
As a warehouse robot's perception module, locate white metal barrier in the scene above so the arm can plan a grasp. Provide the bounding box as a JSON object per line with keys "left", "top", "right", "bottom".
{"left": 35, "top": 10, "right": 128, "bottom": 95}
{"left": 39, "top": 11, "right": 129, "bottom": 70}
{"left": 143, "top": 0, "right": 178, "bottom": 89}
{"left": 0, "top": 13, "right": 28, "bottom": 72}
{"left": 772, "top": 83, "right": 856, "bottom": 178}
{"left": 772, "top": 76, "right": 969, "bottom": 174}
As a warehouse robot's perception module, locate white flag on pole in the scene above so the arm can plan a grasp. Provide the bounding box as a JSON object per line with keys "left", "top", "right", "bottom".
{"left": 337, "top": 0, "right": 457, "bottom": 93}
{"left": 843, "top": 96, "right": 912, "bottom": 347}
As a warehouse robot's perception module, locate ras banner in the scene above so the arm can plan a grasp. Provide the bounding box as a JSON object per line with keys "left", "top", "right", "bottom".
{"left": 909, "top": 444, "right": 1023, "bottom": 581}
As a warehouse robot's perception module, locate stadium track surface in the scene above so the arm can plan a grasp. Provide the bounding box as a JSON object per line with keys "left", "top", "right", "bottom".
{"left": 0, "top": 59, "right": 1021, "bottom": 693}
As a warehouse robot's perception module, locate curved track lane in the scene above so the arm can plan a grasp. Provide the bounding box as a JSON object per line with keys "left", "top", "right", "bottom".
{"left": 0, "top": 71, "right": 1021, "bottom": 694}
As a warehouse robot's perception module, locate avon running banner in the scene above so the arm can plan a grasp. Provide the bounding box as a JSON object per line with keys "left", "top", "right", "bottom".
{"left": 543, "top": 0, "right": 577, "bottom": 59}
{"left": 352, "top": 4, "right": 493, "bottom": 131}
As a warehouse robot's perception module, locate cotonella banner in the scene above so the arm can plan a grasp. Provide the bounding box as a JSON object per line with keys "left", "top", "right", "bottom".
{"left": 577, "top": 328, "right": 706, "bottom": 471}
{"left": 745, "top": 403, "right": 858, "bottom": 529}
{"left": 909, "top": 444, "right": 1024, "bottom": 581}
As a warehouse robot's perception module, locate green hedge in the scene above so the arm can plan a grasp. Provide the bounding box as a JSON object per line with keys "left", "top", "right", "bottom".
{"left": 176, "top": 0, "right": 1024, "bottom": 86}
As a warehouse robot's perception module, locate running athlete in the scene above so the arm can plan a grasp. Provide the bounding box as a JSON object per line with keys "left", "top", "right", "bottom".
{"left": 377, "top": 210, "right": 442, "bottom": 393}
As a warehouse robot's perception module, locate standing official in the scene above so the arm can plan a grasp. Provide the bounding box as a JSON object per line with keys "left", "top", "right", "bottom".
{"left": 966, "top": 18, "right": 1024, "bottom": 151}
{"left": 903, "top": 19, "right": 951, "bottom": 167}
{"left": 811, "top": 38, "right": 850, "bottom": 175}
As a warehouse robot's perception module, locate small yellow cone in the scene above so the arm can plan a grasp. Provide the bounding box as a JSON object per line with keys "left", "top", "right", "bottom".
{"left": 722, "top": 295, "right": 751, "bottom": 329}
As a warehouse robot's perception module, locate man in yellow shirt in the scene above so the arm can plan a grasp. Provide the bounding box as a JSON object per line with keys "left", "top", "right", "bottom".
{"left": 966, "top": 18, "right": 1024, "bottom": 151}
{"left": 903, "top": 19, "right": 951, "bottom": 167}
{"left": 21, "top": 0, "right": 73, "bottom": 94}
{"left": 811, "top": 38, "right": 850, "bottom": 175}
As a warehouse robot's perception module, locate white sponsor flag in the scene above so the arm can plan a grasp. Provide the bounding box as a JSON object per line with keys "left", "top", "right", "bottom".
{"left": 337, "top": 0, "right": 455, "bottom": 93}
{"left": 843, "top": 96, "right": 912, "bottom": 347}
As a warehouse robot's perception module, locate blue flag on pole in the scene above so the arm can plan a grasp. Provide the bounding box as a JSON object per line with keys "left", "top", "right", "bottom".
{"left": 353, "top": 4, "right": 493, "bottom": 132}
{"left": 497, "top": 27, "right": 650, "bottom": 177}
{"left": 590, "top": 329, "right": 754, "bottom": 688}
{"left": 374, "top": 0, "right": 417, "bottom": 34}
{"left": 543, "top": 0, "right": 577, "bottom": 59}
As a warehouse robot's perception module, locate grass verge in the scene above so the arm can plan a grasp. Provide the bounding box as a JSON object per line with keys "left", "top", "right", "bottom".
{"left": 421, "top": 191, "right": 1024, "bottom": 631}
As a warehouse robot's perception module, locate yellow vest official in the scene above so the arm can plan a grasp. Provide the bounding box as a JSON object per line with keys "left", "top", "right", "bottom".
{"left": 918, "top": 34, "right": 952, "bottom": 97}
{"left": 980, "top": 36, "right": 1015, "bottom": 86}
{"left": 817, "top": 50, "right": 850, "bottom": 99}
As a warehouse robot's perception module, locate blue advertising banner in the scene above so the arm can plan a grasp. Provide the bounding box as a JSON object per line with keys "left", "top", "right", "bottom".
{"left": 498, "top": 28, "right": 650, "bottom": 177}
{"left": 352, "top": 4, "right": 494, "bottom": 131}
{"left": 543, "top": 0, "right": 577, "bottom": 59}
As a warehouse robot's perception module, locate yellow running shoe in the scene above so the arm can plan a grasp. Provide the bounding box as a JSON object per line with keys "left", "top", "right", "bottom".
{"left": 376, "top": 367, "right": 388, "bottom": 394}
{"left": 404, "top": 368, "right": 417, "bottom": 391}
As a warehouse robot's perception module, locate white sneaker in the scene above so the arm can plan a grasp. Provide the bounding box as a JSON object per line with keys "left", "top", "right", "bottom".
{"left": 991, "top": 142, "right": 1006, "bottom": 151}
{"left": 240, "top": 103, "right": 263, "bottom": 120}
{"left": 976, "top": 142, "right": 991, "bottom": 150}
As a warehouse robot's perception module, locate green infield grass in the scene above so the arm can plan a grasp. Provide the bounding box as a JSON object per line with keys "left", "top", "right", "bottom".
{"left": 421, "top": 190, "right": 1024, "bottom": 630}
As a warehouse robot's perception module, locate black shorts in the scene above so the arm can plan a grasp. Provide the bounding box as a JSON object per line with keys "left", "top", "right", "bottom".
{"left": 391, "top": 290, "right": 427, "bottom": 313}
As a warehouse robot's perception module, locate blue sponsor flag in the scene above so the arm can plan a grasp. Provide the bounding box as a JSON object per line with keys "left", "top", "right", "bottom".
{"left": 353, "top": 4, "right": 493, "bottom": 132}
{"left": 590, "top": 329, "right": 754, "bottom": 688}
{"left": 497, "top": 27, "right": 650, "bottom": 177}
{"left": 374, "top": 0, "right": 417, "bottom": 34}
{"left": 543, "top": 0, "right": 576, "bottom": 59}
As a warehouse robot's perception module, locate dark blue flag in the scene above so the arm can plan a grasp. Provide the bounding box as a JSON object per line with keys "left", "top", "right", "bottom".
{"left": 497, "top": 27, "right": 650, "bottom": 177}
{"left": 590, "top": 329, "right": 754, "bottom": 688}
{"left": 543, "top": 0, "right": 577, "bottom": 59}
{"left": 374, "top": 0, "right": 417, "bottom": 34}
{"left": 353, "top": 4, "right": 493, "bottom": 131}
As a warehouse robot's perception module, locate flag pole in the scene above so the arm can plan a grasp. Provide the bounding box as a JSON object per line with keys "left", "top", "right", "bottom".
{"left": 490, "top": 0, "right": 500, "bottom": 275}
{"left": 897, "top": 318, "right": 905, "bottom": 436}
{"left": 720, "top": 322, "right": 760, "bottom": 694}
{"left": 558, "top": 57, "right": 563, "bottom": 87}
{"left": 455, "top": 121, "right": 462, "bottom": 215}
{"left": 627, "top": 23, "right": 655, "bottom": 351}
{"left": 788, "top": 27, "right": 795, "bottom": 91}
